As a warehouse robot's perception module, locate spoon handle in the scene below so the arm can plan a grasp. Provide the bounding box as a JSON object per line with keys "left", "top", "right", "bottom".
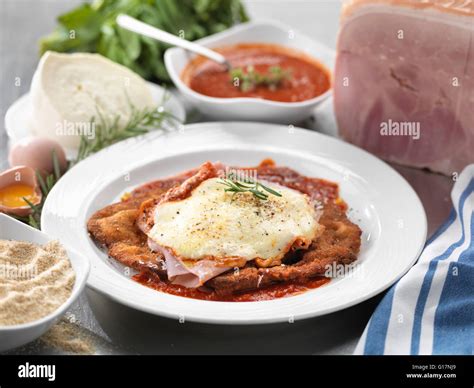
{"left": 116, "top": 14, "right": 229, "bottom": 67}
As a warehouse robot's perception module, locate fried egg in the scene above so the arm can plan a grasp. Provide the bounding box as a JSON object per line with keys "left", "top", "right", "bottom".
{"left": 148, "top": 177, "right": 321, "bottom": 267}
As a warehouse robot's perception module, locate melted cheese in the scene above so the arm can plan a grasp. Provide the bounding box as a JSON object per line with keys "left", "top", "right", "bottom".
{"left": 148, "top": 178, "right": 320, "bottom": 263}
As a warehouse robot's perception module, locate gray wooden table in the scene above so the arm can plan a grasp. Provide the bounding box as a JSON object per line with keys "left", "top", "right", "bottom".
{"left": 0, "top": 0, "right": 453, "bottom": 355}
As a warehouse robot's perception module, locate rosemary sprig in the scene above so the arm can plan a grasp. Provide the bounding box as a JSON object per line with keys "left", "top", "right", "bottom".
{"left": 218, "top": 174, "right": 282, "bottom": 201}
{"left": 74, "top": 102, "right": 179, "bottom": 164}
{"left": 230, "top": 65, "right": 292, "bottom": 92}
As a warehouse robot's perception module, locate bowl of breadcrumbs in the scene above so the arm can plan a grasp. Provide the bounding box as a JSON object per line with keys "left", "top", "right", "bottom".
{"left": 0, "top": 214, "right": 90, "bottom": 352}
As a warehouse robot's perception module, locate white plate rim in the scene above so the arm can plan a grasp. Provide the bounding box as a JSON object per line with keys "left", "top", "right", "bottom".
{"left": 41, "top": 122, "right": 427, "bottom": 325}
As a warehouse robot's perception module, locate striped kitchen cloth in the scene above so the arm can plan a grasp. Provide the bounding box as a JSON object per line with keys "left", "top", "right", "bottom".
{"left": 355, "top": 164, "right": 474, "bottom": 355}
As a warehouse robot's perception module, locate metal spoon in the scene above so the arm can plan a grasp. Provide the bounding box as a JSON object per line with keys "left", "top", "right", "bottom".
{"left": 116, "top": 14, "right": 231, "bottom": 70}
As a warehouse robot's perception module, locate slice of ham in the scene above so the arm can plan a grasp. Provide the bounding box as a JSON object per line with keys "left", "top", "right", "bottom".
{"left": 334, "top": 0, "right": 474, "bottom": 175}
{"left": 148, "top": 239, "right": 232, "bottom": 288}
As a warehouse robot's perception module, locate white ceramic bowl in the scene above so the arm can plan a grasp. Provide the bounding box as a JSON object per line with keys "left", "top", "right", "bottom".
{"left": 0, "top": 214, "right": 90, "bottom": 352}
{"left": 165, "top": 20, "right": 335, "bottom": 123}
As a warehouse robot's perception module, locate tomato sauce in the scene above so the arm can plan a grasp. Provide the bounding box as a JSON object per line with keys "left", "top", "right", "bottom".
{"left": 182, "top": 43, "right": 331, "bottom": 102}
{"left": 133, "top": 271, "right": 331, "bottom": 302}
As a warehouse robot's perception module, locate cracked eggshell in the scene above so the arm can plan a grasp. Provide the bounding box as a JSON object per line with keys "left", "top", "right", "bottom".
{"left": 0, "top": 166, "right": 42, "bottom": 217}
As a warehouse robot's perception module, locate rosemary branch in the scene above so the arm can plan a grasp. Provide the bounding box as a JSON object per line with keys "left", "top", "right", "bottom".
{"left": 74, "top": 102, "right": 179, "bottom": 164}
{"left": 218, "top": 174, "right": 282, "bottom": 201}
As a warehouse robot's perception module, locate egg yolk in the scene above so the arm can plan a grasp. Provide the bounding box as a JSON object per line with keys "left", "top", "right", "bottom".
{"left": 0, "top": 184, "right": 38, "bottom": 208}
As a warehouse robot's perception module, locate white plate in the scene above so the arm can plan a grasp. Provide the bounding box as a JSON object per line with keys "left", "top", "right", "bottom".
{"left": 165, "top": 20, "right": 334, "bottom": 123}
{"left": 0, "top": 214, "right": 90, "bottom": 352}
{"left": 41, "top": 122, "right": 427, "bottom": 325}
{"left": 4, "top": 82, "right": 186, "bottom": 159}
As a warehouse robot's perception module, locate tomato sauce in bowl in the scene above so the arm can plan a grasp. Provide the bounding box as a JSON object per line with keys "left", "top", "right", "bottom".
{"left": 181, "top": 43, "right": 331, "bottom": 103}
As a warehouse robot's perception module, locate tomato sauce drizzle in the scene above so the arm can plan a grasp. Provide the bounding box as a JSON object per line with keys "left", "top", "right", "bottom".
{"left": 133, "top": 271, "right": 331, "bottom": 302}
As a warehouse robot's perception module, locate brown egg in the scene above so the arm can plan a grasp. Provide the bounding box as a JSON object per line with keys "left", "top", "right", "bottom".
{"left": 8, "top": 137, "right": 68, "bottom": 176}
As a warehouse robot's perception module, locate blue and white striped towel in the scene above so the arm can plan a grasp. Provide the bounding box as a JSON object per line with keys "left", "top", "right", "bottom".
{"left": 355, "top": 164, "right": 474, "bottom": 355}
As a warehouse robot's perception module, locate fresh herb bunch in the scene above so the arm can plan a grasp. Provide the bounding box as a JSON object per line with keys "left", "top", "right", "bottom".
{"left": 219, "top": 174, "right": 282, "bottom": 201}
{"left": 230, "top": 66, "right": 292, "bottom": 92}
{"left": 40, "top": 0, "right": 249, "bottom": 82}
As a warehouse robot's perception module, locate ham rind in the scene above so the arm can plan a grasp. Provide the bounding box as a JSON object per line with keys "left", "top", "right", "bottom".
{"left": 148, "top": 239, "right": 232, "bottom": 288}
{"left": 334, "top": 0, "right": 474, "bottom": 175}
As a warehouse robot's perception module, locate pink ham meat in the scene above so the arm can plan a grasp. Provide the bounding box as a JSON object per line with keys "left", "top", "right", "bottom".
{"left": 148, "top": 239, "right": 232, "bottom": 288}
{"left": 334, "top": 0, "right": 474, "bottom": 175}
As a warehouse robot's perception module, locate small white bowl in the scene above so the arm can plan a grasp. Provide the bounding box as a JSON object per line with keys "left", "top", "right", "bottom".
{"left": 0, "top": 214, "right": 90, "bottom": 352}
{"left": 165, "top": 20, "right": 335, "bottom": 123}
